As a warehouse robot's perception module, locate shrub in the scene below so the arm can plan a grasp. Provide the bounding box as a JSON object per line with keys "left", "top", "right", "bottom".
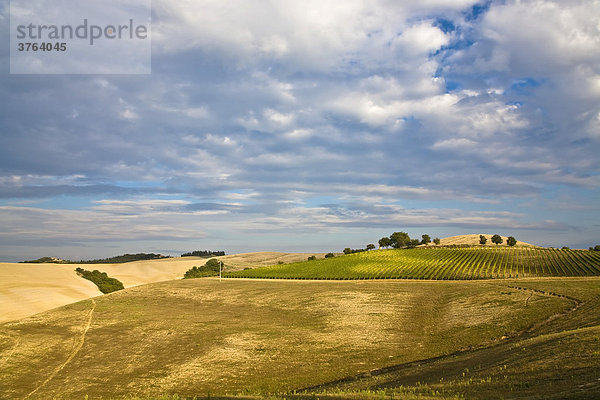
{"left": 325, "top": 253, "right": 335, "bottom": 258}
{"left": 183, "top": 258, "right": 222, "bottom": 279}
{"left": 75, "top": 268, "right": 124, "bottom": 294}
{"left": 307, "top": 256, "right": 317, "bottom": 261}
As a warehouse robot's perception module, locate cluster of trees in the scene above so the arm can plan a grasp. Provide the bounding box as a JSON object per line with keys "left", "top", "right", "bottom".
{"left": 181, "top": 250, "right": 226, "bottom": 257}
{"left": 23, "top": 253, "right": 171, "bottom": 264}
{"left": 378, "top": 232, "right": 440, "bottom": 249}
{"left": 590, "top": 245, "right": 600, "bottom": 251}
{"left": 479, "top": 235, "right": 517, "bottom": 247}
{"left": 183, "top": 258, "right": 223, "bottom": 279}
{"left": 21, "top": 257, "right": 67, "bottom": 264}
{"left": 75, "top": 268, "right": 124, "bottom": 294}
{"left": 341, "top": 233, "right": 440, "bottom": 254}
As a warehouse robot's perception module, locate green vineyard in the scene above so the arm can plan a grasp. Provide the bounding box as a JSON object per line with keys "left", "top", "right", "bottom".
{"left": 226, "top": 247, "right": 600, "bottom": 280}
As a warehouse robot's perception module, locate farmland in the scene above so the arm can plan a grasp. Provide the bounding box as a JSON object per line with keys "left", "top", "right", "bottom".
{"left": 227, "top": 247, "right": 600, "bottom": 280}
{"left": 1, "top": 277, "right": 599, "bottom": 399}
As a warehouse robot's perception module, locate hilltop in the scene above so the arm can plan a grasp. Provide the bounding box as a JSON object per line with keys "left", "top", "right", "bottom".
{"left": 438, "top": 234, "right": 537, "bottom": 247}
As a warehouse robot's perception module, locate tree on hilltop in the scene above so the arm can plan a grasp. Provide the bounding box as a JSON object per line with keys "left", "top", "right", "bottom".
{"left": 378, "top": 237, "right": 392, "bottom": 249}
{"left": 366, "top": 244, "right": 376, "bottom": 251}
{"left": 507, "top": 236, "right": 517, "bottom": 247}
{"left": 491, "top": 234, "right": 503, "bottom": 246}
{"left": 479, "top": 235, "right": 487, "bottom": 245}
{"left": 421, "top": 234, "right": 431, "bottom": 245}
{"left": 433, "top": 238, "right": 440, "bottom": 245}
{"left": 390, "top": 232, "right": 411, "bottom": 249}
{"left": 409, "top": 239, "right": 421, "bottom": 248}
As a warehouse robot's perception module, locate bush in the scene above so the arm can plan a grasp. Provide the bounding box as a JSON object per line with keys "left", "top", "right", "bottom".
{"left": 183, "top": 258, "right": 222, "bottom": 279}
{"left": 75, "top": 268, "right": 124, "bottom": 294}
{"left": 325, "top": 253, "right": 335, "bottom": 258}
{"left": 307, "top": 256, "right": 317, "bottom": 261}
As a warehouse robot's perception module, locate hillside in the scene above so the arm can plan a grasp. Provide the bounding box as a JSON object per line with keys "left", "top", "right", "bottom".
{"left": 228, "top": 247, "right": 600, "bottom": 280}
{"left": 438, "top": 234, "right": 537, "bottom": 247}
{"left": 216, "top": 251, "right": 328, "bottom": 270}
{"left": 0, "top": 252, "right": 325, "bottom": 323}
{"left": 1, "top": 277, "right": 598, "bottom": 399}
{"left": 0, "top": 263, "right": 101, "bottom": 323}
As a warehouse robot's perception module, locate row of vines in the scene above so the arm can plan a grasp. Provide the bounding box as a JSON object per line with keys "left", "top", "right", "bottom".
{"left": 225, "top": 247, "right": 600, "bottom": 280}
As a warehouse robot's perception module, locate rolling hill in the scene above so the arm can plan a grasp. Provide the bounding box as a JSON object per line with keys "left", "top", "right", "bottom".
{"left": 227, "top": 247, "right": 600, "bottom": 280}
{"left": 1, "top": 277, "right": 598, "bottom": 399}
{"left": 0, "top": 252, "right": 324, "bottom": 323}
{"left": 438, "top": 234, "right": 537, "bottom": 247}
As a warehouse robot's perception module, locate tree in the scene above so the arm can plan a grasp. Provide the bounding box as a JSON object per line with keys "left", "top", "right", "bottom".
{"left": 390, "top": 232, "right": 411, "bottom": 248}
{"left": 378, "top": 237, "right": 392, "bottom": 249}
{"left": 409, "top": 239, "right": 421, "bottom": 248}
{"left": 421, "top": 234, "right": 431, "bottom": 245}
{"left": 433, "top": 238, "right": 441, "bottom": 245}
{"left": 366, "top": 243, "right": 376, "bottom": 251}
{"left": 343, "top": 248, "right": 352, "bottom": 255}
{"left": 491, "top": 234, "right": 503, "bottom": 246}
{"left": 479, "top": 235, "right": 487, "bottom": 245}
{"left": 325, "top": 252, "right": 335, "bottom": 258}
{"left": 307, "top": 255, "right": 316, "bottom": 261}
{"left": 507, "top": 236, "right": 517, "bottom": 247}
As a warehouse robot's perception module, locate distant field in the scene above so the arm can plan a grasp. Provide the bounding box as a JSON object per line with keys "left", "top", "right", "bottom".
{"left": 1, "top": 277, "right": 599, "bottom": 399}
{"left": 227, "top": 247, "right": 600, "bottom": 280}
{"left": 438, "top": 234, "right": 536, "bottom": 247}
{"left": 0, "top": 252, "right": 327, "bottom": 323}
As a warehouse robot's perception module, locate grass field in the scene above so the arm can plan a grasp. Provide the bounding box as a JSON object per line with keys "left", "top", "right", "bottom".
{"left": 0, "top": 252, "right": 324, "bottom": 323}
{"left": 1, "top": 277, "right": 599, "bottom": 399}
{"left": 227, "top": 247, "right": 600, "bottom": 280}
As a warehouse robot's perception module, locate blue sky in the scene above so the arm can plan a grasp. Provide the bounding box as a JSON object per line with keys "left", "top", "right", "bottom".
{"left": 1, "top": 0, "right": 599, "bottom": 261}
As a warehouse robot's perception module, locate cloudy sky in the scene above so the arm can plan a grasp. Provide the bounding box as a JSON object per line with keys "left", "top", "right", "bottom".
{"left": 1, "top": 0, "right": 599, "bottom": 261}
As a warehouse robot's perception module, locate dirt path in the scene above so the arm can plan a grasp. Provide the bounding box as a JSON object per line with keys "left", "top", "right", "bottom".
{"left": 0, "top": 337, "right": 21, "bottom": 368}
{"left": 24, "top": 298, "right": 96, "bottom": 399}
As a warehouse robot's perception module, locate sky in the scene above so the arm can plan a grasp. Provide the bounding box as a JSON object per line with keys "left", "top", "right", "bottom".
{"left": 1, "top": 0, "right": 599, "bottom": 261}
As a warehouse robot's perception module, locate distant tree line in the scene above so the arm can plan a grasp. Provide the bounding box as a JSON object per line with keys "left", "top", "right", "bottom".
{"left": 22, "top": 253, "right": 170, "bottom": 264}
{"left": 340, "top": 232, "right": 524, "bottom": 254}
{"left": 181, "top": 250, "right": 226, "bottom": 257}
{"left": 183, "top": 259, "right": 223, "bottom": 278}
{"left": 590, "top": 245, "right": 600, "bottom": 251}
{"left": 377, "top": 232, "right": 440, "bottom": 249}
{"left": 75, "top": 253, "right": 170, "bottom": 264}
{"left": 75, "top": 267, "right": 124, "bottom": 294}
{"left": 20, "top": 257, "right": 67, "bottom": 264}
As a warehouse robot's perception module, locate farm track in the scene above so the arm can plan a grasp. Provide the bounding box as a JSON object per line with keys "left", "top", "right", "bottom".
{"left": 0, "top": 337, "right": 20, "bottom": 368}
{"left": 297, "top": 284, "right": 594, "bottom": 395}
{"left": 24, "top": 298, "right": 96, "bottom": 399}
{"left": 502, "top": 284, "right": 588, "bottom": 336}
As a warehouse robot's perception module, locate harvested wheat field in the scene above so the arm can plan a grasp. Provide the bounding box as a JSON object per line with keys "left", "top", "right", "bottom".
{"left": 216, "top": 251, "right": 328, "bottom": 270}
{"left": 438, "top": 234, "right": 537, "bottom": 247}
{"left": 0, "top": 263, "right": 101, "bottom": 323}
{"left": 0, "top": 253, "right": 324, "bottom": 323}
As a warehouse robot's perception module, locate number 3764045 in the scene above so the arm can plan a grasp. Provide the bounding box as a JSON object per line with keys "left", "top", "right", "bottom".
{"left": 17, "top": 42, "right": 67, "bottom": 51}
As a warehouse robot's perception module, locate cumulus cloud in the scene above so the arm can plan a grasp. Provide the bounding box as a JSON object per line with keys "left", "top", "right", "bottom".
{"left": 0, "top": 0, "right": 599, "bottom": 259}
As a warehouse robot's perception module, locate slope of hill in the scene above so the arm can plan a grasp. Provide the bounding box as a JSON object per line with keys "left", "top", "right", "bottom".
{"left": 0, "top": 252, "right": 325, "bottom": 323}
{"left": 438, "top": 234, "right": 536, "bottom": 247}
{"left": 1, "top": 277, "right": 598, "bottom": 399}
{"left": 0, "top": 263, "right": 101, "bottom": 323}
{"left": 228, "top": 247, "right": 600, "bottom": 280}
{"left": 216, "top": 251, "right": 328, "bottom": 271}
